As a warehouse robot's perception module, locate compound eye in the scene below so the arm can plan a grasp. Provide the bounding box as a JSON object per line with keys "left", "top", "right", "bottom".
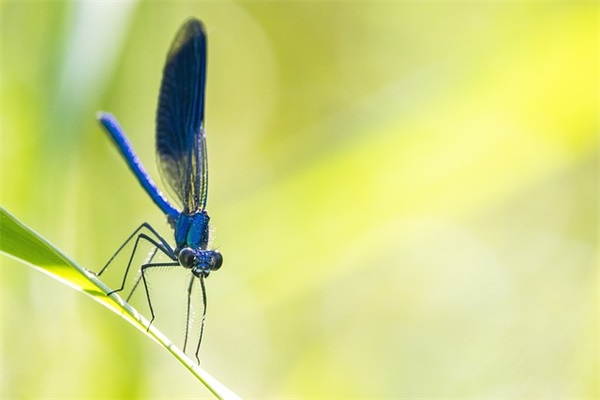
{"left": 210, "top": 251, "right": 223, "bottom": 271}
{"left": 178, "top": 248, "right": 196, "bottom": 269}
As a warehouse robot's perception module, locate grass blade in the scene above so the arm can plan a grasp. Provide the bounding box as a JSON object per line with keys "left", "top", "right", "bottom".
{"left": 0, "top": 206, "right": 241, "bottom": 400}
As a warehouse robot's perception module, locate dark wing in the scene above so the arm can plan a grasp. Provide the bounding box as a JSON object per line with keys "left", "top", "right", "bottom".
{"left": 156, "top": 18, "right": 208, "bottom": 213}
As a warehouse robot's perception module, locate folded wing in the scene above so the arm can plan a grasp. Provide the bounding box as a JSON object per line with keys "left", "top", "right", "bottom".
{"left": 156, "top": 18, "right": 208, "bottom": 213}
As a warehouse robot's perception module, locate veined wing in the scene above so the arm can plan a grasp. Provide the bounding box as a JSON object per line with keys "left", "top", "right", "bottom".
{"left": 156, "top": 18, "right": 208, "bottom": 213}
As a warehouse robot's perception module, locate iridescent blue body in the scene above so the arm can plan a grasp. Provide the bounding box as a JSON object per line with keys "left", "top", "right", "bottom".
{"left": 96, "top": 18, "right": 221, "bottom": 362}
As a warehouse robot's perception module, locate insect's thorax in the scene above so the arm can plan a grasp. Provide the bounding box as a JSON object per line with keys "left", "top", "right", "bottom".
{"left": 173, "top": 210, "right": 222, "bottom": 277}
{"left": 174, "top": 211, "right": 210, "bottom": 251}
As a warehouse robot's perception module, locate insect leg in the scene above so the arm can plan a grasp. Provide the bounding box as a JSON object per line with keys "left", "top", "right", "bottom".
{"left": 126, "top": 245, "right": 159, "bottom": 303}
{"left": 193, "top": 276, "right": 208, "bottom": 365}
{"left": 139, "top": 261, "right": 180, "bottom": 331}
{"left": 97, "top": 222, "right": 174, "bottom": 277}
{"left": 106, "top": 230, "right": 175, "bottom": 297}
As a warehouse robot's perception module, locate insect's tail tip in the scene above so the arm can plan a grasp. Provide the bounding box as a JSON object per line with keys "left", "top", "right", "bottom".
{"left": 96, "top": 111, "right": 113, "bottom": 122}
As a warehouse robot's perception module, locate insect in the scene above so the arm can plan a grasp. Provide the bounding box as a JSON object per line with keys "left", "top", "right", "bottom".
{"left": 96, "top": 18, "right": 222, "bottom": 363}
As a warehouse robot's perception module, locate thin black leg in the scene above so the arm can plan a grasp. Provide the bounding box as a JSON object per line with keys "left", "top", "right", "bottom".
{"left": 107, "top": 232, "right": 175, "bottom": 297}
{"left": 126, "top": 245, "right": 159, "bottom": 303}
{"left": 183, "top": 275, "right": 195, "bottom": 354}
{"left": 194, "top": 276, "right": 207, "bottom": 365}
{"left": 139, "top": 261, "right": 180, "bottom": 331}
{"left": 97, "top": 222, "right": 174, "bottom": 276}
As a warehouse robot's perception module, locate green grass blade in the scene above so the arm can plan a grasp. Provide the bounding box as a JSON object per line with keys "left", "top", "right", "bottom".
{"left": 0, "top": 206, "right": 241, "bottom": 400}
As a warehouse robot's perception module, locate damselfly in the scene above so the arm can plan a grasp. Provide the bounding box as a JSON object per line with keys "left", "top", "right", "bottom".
{"left": 96, "top": 18, "right": 222, "bottom": 363}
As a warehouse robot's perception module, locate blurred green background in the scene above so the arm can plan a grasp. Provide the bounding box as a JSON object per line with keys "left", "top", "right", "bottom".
{"left": 1, "top": 2, "right": 597, "bottom": 398}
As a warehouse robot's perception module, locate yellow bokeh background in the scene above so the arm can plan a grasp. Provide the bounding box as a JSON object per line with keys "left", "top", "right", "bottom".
{"left": 1, "top": 2, "right": 597, "bottom": 398}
